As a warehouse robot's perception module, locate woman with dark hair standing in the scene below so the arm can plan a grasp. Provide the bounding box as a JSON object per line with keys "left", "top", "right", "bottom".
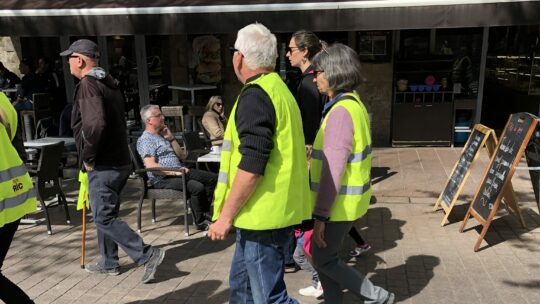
{"left": 286, "top": 30, "right": 325, "bottom": 145}
{"left": 286, "top": 30, "right": 325, "bottom": 298}
{"left": 310, "top": 43, "right": 394, "bottom": 304}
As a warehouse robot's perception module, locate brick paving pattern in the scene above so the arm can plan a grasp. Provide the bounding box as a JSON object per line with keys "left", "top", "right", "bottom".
{"left": 4, "top": 148, "right": 540, "bottom": 303}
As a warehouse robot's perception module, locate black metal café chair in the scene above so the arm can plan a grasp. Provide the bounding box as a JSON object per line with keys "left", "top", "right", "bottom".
{"left": 27, "top": 141, "right": 71, "bottom": 235}
{"left": 128, "top": 143, "right": 195, "bottom": 236}
{"left": 197, "top": 118, "right": 215, "bottom": 147}
{"left": 182, "top": 131, "right": 211, "bottom": 165}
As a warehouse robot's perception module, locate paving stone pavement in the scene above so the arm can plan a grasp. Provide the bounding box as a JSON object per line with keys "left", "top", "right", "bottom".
{"left": 4, "top": 148, "right": 540, "bottom": 304}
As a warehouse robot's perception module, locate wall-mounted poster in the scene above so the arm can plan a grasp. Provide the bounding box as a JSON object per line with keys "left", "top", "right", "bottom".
{"left": 192, "top": 35, "right": 221, "bottom": 85}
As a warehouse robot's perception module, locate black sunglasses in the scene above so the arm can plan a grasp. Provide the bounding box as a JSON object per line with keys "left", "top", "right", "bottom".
{"left": 313, "top": 70, "right": 324, "bottom": 77}
{"left": 230, "top": 47, "right": 239, "bottom": 55}
{"left": 286, "top": 46, "right": 299, "bottom": 53}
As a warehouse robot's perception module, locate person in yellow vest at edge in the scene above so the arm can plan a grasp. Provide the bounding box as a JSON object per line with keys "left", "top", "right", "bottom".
{"left": 0, "top": 92, "right": 36, "bottom": 304}
{"left": 309, "top": 43, "right": 395, "bottom": 304}
{"left": 207, "top": 23, "right": 311, "bottom": 303}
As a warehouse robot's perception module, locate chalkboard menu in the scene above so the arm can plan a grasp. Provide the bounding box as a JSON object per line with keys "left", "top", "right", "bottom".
{"left": 524, "top": 126, "right": 540, "bottom": 214}
{"left": 471, "top": 114, "right": 535, "bottom": 220}
{"left": 461, "top": 113, "right": 538, "bottom": 251}
{"left": 442, "top": 130, "right": 486, "bottom": 207}
{"left": 434, "top": 124, "right": 496, "bottom": 226}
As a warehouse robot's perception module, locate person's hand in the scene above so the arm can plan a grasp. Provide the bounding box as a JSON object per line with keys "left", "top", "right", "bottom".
{"left": 181, "top": 167, "right": 189, "bottom": 174}
{"left": 207, "top": 217, "right": 232, "bottom": 241}
{"left": 83, "top": 161, "right": 95, "bottom": 172}
{"left": 313, "top": 220, "right": 327, "bottom": 248}
{"left": 160, "top": 125, "right": 175, "bottom": 141}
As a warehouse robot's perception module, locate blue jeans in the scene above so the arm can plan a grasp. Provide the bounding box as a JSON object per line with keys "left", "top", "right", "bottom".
{"left": 293, "top": 232, "right": 319, "bottom": 288}
{"left": 230, "top": 227, "right": 299, "bottom": 304}
{"left": 88, "top": 165, "right": 154, "bottom": 269}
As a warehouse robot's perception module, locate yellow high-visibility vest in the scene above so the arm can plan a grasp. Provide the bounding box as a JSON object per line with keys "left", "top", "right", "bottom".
{"left": 213, "top": 73, "right": 311, "bottom": 230}
{"left": 310, "top": 92, "right": 372, "bottom": 221}
{"left": 0, "top": 93, "right": 36, "bottom": 228}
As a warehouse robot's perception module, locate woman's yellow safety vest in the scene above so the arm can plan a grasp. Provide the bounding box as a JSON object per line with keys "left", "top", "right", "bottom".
{"left": 213, "top": 73, "right": 311, "bottom": 230}
{"left": 0, "top": 93, "right": 36, "bottom": 228}
{"left": 310, "top": 92, "right": 372, "bottom": 222}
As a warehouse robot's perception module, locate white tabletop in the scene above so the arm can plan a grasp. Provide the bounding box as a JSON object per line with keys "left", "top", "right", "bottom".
{"left": 197, "top": 152, "right": 221, "bottom": 163}
{"left": 168, "top": 84, "right": 217, "bottom": 92}
{"left": 24, "top": 137, "right": 75, "bottom": 148}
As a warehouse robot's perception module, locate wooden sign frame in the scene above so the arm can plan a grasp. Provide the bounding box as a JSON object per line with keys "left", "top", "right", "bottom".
{"left": 434, "top": 124, "right": 497, "bottom": 226}
{"left": 460, "top": 113, "right": 538, "bottom": 251}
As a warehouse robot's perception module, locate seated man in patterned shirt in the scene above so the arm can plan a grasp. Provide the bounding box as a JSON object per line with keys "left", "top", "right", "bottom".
{"left": 137, "top": 104, "right": 217, "bottom": 230}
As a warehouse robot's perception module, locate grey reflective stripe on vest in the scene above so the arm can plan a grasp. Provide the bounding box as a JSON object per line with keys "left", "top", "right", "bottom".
{"left": 218, "top": 172, "right": 228, "bottom": 183}
{"left": 310, "top": 181, "right": 371, "bottom": 195}
{"left": 311, "top": 145, "right": 372, "bottom": 163}
{"left": 0, "top": 164, "right": 28, "bottom": 184}
{"left": 0, "top": 188, "right": 36, "bottom": 213}
{"left": 222, "top": 140, "right": 232, "bottom": 151}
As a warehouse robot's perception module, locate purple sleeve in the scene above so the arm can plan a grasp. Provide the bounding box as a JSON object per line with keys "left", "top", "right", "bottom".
{"left": 313, "top": 106, "right": 354, "bottom": 218}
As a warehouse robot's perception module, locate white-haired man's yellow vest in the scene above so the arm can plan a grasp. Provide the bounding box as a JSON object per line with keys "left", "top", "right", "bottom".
{"left": 310, "top": 92, "right": 372, "bottom": 221}
{"left": 0, "top": 93, "right": 36, "bottom": 228}
{"left": 212, "top": 73, "right": 311, "bottom": 230}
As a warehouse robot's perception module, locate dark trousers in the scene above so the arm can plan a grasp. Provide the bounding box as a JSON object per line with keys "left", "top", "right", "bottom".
{"left": 154, "top": 169, "right": 217, "bottom": 225}
{"left": 88, "top": 165, "right": 154, "bottom": 269}
{"left": 349, "top": 226, "right": 367, "bottom": 246}
{"left": 0, "top": 219, "right": 34, "bottom": 304}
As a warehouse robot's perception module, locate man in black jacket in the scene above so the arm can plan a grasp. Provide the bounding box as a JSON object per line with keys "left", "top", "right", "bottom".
{"left": 61, "top": 39, "right": 164, "bottom": 283}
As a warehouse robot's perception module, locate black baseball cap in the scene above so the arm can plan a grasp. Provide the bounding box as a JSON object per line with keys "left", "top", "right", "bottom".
{"left": 60, "top": 39, "right": 100, "bottom": 58}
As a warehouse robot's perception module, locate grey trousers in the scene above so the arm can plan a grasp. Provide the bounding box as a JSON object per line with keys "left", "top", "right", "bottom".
{"left": 88, "top": 165, "right": 154, "bottom": 269}
{"left": 312, "top": 221, "right": 389, "bottom": 304}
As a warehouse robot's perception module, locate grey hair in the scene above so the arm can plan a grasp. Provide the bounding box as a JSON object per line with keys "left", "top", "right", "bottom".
{"left": 140, "top": 104, "right": 160, "bottom": 125}
{"left": 311, "top": 43, "right": 365, "bottom": 93}
{"left": 235, "top": 23, "right": 277, "bottom": 70}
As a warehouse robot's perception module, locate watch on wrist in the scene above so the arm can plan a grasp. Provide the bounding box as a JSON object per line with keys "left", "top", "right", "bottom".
{"left": 312, "top": 214, "right": 330, "bottom": 222}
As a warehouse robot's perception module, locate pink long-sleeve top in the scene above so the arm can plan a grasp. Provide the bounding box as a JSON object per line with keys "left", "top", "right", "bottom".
{"left": 312, "top": 105, "right": 354, "bottom": 219}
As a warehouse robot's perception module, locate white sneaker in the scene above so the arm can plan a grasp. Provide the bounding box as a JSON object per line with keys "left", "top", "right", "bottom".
{"left": 349, "top": 244, "right": 371, "bottom": 257}
{"left": 299, "top": 282, "right": 324, "bottom": 298}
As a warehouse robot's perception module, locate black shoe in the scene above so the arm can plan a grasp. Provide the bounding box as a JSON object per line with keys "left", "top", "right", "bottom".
{"left": 142, "top": 248, "right": 165, "bottom": 283}
{"left": 284, "top": 262, "right": 300, "bottom": 273}
{"left": 85, "top": 264, "right": 120, "bottom": 276}
{"left": 203, "top": 213, "right": 214, "bottom": 222}
{"left": 196, "top": 219, "right": 213, "bottom": 231}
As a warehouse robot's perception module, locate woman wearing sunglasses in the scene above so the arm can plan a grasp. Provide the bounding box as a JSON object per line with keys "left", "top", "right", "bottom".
{"left": 286, "top": 30, "right": 325, "bottom": 146}
{"left": 202, "top": 95, "right": 227, "bottom": 146}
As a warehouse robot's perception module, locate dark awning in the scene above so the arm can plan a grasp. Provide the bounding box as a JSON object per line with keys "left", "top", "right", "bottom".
{"left": 1, "top": 0, "right": 539, "bottom": 36}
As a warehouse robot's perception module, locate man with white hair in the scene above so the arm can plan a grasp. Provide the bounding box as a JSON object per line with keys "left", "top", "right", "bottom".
{"left": 208, "top": 23, "right": 311, "bottom": 303}
{"left": 61, "top": 39, "right": 164, "bottom": 284}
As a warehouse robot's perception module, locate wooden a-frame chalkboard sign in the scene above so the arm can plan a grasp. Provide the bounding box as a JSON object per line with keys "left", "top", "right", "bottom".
{"left": 460, "top": 113, "right": 538, "bottom": 252}
{"left": 434, "top": 124, "right": 497, "bottom": 226}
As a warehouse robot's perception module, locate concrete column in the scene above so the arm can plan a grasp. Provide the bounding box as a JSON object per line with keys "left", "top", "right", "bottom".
{"left": 97, "top": 36, "right": 109, "bottom": 72}
{"left": 476, "top": 27, "right": 489, "bottom": 124}
{"left": 60, "top": 36, "right": 76, "bottom": 103}
{"left": 135, "top": 35, "right": 150, "bottom": 106}
{"left": 0, "top": 36, "right": 22, "bottom": 76}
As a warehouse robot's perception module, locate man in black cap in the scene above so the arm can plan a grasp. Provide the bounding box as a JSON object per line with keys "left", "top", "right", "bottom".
{"left": 61, "top": 39, "right": 165, "bottom": 283}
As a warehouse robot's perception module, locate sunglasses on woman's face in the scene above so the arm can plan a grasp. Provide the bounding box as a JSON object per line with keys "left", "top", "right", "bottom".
{"left": 215, "top": 103, "right": 223, "bottom": 107}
